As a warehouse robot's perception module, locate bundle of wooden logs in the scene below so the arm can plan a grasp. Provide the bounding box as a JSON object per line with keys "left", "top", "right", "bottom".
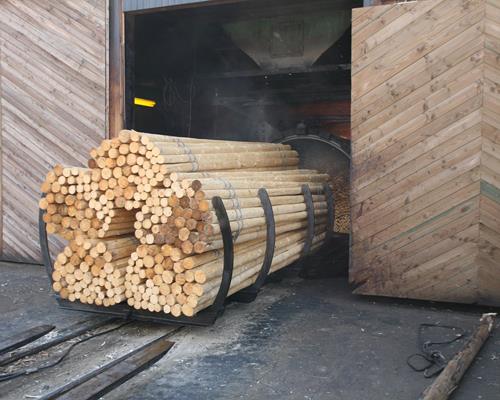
{"left": 40, "top": 130, "right": 344, "bottom": 318}
{"left": 51, "top": 236, "right": 139, "bottom": 306}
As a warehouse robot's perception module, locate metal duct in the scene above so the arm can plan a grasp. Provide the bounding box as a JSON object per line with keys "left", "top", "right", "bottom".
{"left": 223, "top": 11, "right": 351, "bottom": 71}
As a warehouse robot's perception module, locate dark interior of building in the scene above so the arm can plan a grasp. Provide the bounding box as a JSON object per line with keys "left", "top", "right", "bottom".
{"left": 126, "top": 0, "right": 356, "bottom": 141}
{"left": 124, "top": 0, "right": 358, "bottom": 276}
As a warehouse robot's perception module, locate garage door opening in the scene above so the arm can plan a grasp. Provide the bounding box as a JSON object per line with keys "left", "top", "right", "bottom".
{"left": 124, "top": 0, "right": 357, "bottom": 276}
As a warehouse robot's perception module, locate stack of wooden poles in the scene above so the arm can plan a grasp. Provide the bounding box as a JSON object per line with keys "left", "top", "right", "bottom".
{"left": 40, "top": 129, "right": 337, "bottom": 317}
{"left": 51, "top": 236, "right": 138, "bottom": 306}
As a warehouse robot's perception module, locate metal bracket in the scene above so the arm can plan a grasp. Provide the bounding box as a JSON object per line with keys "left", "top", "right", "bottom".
{"left": 39, "top": 194, "right": 55, "bottom": 288}
{"left": 205, "top": 196, "right": 234, "bottom": 316}
{"left": 231, "top": 188, "right": 276, "bottom": 303}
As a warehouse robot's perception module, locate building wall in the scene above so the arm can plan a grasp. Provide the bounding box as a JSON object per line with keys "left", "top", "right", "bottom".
{"left": 478, "top": 0, "right": 500, "bottom": 303}
{"left": 0, "top": 0, "right": 109, "bottom": 262}
{"left": 350, "top": 0, "right": 500, "bottom": 305}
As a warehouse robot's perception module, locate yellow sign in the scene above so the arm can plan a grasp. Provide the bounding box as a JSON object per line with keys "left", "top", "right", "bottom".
{"left": 134, "top": 97, "right": 156, "bottom": 107}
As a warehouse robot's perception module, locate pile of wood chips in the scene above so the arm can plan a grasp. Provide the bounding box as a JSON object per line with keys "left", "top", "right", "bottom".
{"left": 40, "top": 130, "right": 347, "bottom": 317}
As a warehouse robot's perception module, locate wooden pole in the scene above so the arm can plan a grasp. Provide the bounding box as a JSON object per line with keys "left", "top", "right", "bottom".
{"left": 109, "top": 0, "right": 124, "bottom": 138}
{"left": 421, "top": 313, "right": 497, "bottom": 400}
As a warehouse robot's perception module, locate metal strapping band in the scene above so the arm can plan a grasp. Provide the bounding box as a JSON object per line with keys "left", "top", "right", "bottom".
{"left": 216, "top": 178, "right": 243, "bottom": 241}
{"left": 187, "top": 152, "right": 199, "bottom": 172}
{"left": 174, "top": 138, "right": 199, "bottom": 171}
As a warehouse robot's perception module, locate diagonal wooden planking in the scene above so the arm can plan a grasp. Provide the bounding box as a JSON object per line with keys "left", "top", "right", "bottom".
{"left": 352, "top": 23, "right": 485, "bottom": 125}
{"left": 352, "top": 58, "right": 484, "bottom": 157}
{"left": 351, "top": 0, "right": 500, "bottom": 305}
{"left": 352, "top": 0, "right": 482, "bottom": 93}
{"left": 351, "top": 4, "right": 396, "bottom": 36}
{"left": 381, "top": 215, "right": 480, "bottom": 277}
{"left": 352, "top": 111, "right": 483, "bottom": 206}
{"left": 355, "top": 167, "right": 481, "bottom": 242}
{"left": 351, "top": 196, "right": 481, "bottom": 281}
{"left": 352, "top": 46, "right": 485, "bottom": 141}
{"left": 352, "top": 134, "right": 482, "bottom": 232}
{"left": 351, "top": 2, "right": 420, "bottom": 60}
{"left": 477, "top": 0, "right": 500, "bottom": 305}
{"left": 0, "top": 0, "right": 108, "bottom": 262}
{"left": 352, "top": 0, "right": 445, "bottom": 65}
{"left": 352, "top": 89, "right": 483, "bottom": 189}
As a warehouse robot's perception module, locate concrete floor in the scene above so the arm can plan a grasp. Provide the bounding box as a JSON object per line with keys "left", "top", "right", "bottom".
{"left": 0, "top": 260, "right": 498, "bottom": 400}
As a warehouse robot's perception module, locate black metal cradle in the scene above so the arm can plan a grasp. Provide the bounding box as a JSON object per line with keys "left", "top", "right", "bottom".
{"left": 39, "top": 186, "right": 335, "bottom": 327}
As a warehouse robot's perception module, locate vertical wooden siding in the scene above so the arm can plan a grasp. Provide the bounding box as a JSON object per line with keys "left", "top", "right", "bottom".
{"left": 350, "top": 0, "right": 500, "bottom": 305}
{"left": 0, "top": 0, "right": 108, "bottom": 262}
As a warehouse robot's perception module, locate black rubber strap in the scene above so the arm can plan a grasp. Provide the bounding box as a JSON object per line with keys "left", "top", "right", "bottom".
{"left": 250, "top": 188, "right": 276, "bottom": 289}
{"left": 210, "top": 196, "right": 234, "bottom": 315}
{"left": 39, "top": 194, "right": 55, "bottom": 288}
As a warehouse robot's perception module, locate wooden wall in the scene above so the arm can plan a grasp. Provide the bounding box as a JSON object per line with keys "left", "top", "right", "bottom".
{"left": 350, "top": 0, "right": 500, "bottom": 305}
{"left": 479, "top": 0, "right": 500, "bottom": 303}
{"left": 0, "top": 0, "right": 109, "bottom": 263}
